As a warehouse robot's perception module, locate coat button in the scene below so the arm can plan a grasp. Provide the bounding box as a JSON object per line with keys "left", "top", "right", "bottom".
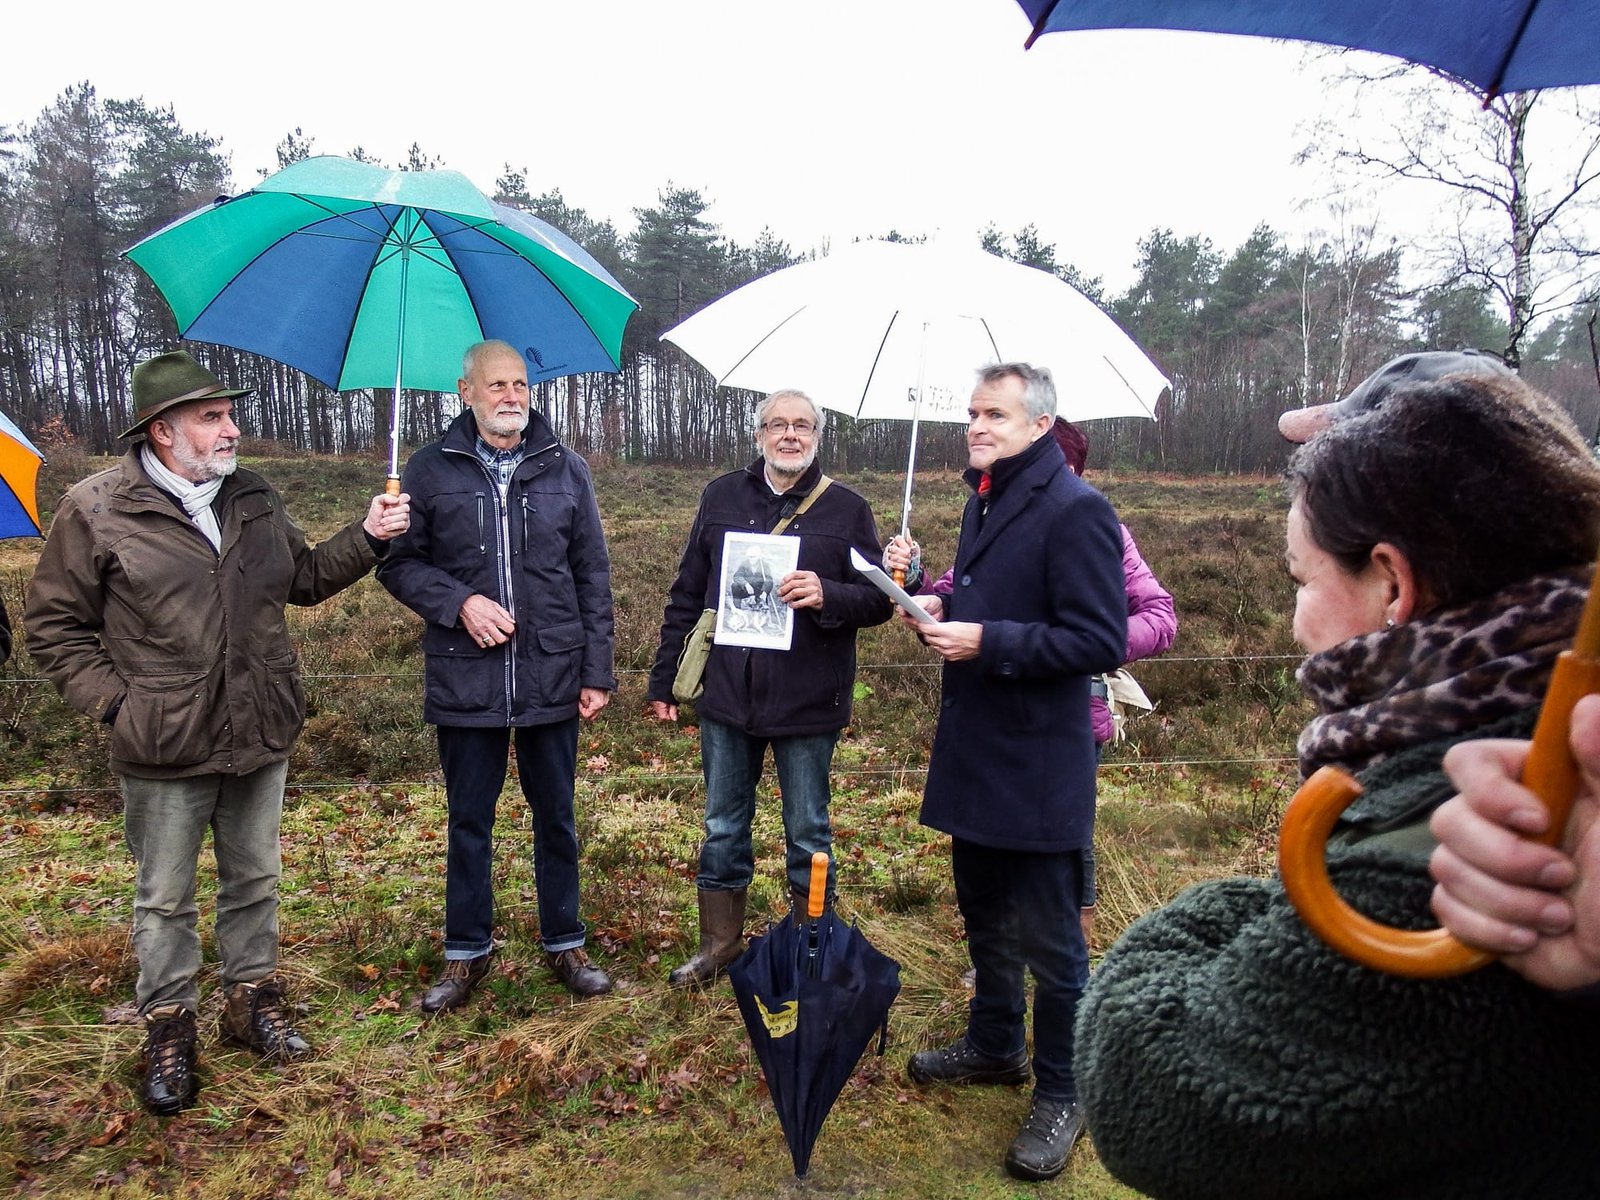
{"left": 942, "top": 697, "right": 954, "bottom": 708}
{"left": 960, "top": 575, "right": 972, "bottom": 586}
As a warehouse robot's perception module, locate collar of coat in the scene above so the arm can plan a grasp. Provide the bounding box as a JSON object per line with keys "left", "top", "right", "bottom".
{"left": 744, "top": 455, "right": 823, "bottom": 497}
{"left": 962, "top": 430, "right": 1064, "bottom": 500}
{"left": 443, "top": 406, "right": 559, "bottom": 458}
{"left": 113, "top": 445, "right": 265, "bottom": 515}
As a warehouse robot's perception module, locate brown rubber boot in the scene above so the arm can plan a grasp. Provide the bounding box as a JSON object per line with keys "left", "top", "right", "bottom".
{"left": 668, "top": 888, "right": 747, "bottom": 987}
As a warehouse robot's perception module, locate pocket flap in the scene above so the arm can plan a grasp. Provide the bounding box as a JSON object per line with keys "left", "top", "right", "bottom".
{"left": 536, "top": 620, "right": 586, "bottom": 654}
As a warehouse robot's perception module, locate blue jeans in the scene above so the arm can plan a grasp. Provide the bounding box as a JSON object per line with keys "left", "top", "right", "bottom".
{"left": 697, "top": 717, "right": 837, "bottom": 898}
{"left": 436, "top": 721, "right": 586, "bottom": 960}
{"left": 953, "top": 838, "right": 1089, "bottom": 1102}
{"left": 121, "top": 762, "right": 288, "bottom": 1014}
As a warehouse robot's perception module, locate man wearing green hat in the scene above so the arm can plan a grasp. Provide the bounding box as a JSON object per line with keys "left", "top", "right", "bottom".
{"left": 24, "top": 349, "right": 411, "bottom": 1115}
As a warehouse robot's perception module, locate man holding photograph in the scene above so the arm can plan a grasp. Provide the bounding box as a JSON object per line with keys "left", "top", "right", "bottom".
{"left": 647, "top": 389, "right": 891, "bottom": 986}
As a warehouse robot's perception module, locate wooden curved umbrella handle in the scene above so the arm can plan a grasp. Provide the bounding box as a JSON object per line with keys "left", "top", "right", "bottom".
{"left": 1278, "top": 648, "right": 1600, "bottom": 979}
{"left": 385, "top": 474, "right": 402, "bottom": 499}
{"left": 808, "top": 852, "right": 829, "bottom": 920}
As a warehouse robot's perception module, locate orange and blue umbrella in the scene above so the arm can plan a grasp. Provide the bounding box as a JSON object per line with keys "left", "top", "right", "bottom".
{"left": 0, "top": 409, "right": 43, "bottom": 540}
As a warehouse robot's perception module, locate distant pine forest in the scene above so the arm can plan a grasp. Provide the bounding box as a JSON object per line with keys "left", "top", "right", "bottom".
{"left": 4, "top": 83, "right": 1597, "bottom": 476}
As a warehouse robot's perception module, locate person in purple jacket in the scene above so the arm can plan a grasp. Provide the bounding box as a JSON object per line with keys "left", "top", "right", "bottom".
{"left": 887, "top": 417, "right": 1176, "bottom": 944}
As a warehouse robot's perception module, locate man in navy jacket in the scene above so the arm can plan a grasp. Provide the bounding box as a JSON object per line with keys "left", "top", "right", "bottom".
{"left": 904, "top": 363, "right": 1126, "bottom": 1183}
{"left": 647, "top": 389, "right": 891, "bottom": 986}
{"left": 379, "top": 340, "right": 617, "bottom": 1012}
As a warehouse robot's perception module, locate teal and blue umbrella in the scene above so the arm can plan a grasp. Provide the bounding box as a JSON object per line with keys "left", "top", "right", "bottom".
{"left": 1016, "top": 0, "right": 1600, "bottom": 95}
{"left": 124, "top": 155, "right": 637, "bottom": 484}
{"left": 0, "top": 409, "right": 43, "bottom": 540}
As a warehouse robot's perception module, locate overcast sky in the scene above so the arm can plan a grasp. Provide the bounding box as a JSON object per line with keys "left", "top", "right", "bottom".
{"left": 7, "top": 0, "right": 1449, "bottom": 293}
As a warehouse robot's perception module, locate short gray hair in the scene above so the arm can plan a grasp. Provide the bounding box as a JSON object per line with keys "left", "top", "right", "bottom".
{"left": 462, "top": 339, "right": 521, "bottom": 379}
{"left": 977, "top": 362, "right": 1057, "bottom": 422}
{"left": 754, "top": 389, "right": 826, "bottom": 435}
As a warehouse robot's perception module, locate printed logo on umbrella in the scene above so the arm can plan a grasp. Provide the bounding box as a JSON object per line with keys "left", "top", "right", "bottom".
{"left": 754, "top": 995, "right": 799, "bottom": 1038}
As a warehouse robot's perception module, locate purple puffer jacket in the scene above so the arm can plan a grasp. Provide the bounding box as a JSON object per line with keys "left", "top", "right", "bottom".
{"left": 928, "top": 523, "right": 1175, "bottom": 744}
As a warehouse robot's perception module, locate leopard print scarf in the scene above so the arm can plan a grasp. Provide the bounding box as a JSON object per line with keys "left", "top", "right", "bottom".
{"left": 1295, "top": 566, "right": 1591, "bottom": 779}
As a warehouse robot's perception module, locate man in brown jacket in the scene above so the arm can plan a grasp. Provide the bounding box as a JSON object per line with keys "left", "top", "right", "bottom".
{"left": 24, "top": 350, "right": 410, "bottom": 1115}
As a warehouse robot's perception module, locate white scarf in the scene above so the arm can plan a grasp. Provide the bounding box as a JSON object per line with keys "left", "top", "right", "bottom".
{"left": 141, "top": 444, "right": 224, "bottom": 552}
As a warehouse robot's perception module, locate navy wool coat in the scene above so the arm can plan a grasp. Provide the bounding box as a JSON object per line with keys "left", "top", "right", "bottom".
{"left": 920, "top": 433, "right": 1127, "bottom": 853}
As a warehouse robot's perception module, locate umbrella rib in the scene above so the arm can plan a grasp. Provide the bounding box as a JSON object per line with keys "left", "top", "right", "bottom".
{"left": 854, "top": 311, "right": 901, "bottom": 417}
{"left": 696, "top": 306, "right": 813, "bottom": 387}
{"left": 1487, "top": 0, "right": 1542, "bottom": 96}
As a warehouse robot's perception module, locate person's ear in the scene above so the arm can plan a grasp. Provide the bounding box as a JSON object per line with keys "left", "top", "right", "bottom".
{"left": 1369, "top": 542, "right": 1427, "bottom": 624}
{"left": 147, "top": 418, "right": 175, "bottom": 449}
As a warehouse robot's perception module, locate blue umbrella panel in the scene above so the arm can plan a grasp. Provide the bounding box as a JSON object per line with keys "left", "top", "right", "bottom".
{"left": 728, "top": 912, "right": 901, "bottom": 1177}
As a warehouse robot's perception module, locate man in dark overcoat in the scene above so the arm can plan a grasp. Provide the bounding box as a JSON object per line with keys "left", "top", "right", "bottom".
{"left": 903, "top": 362, "right": 1126, "bottom": 1183}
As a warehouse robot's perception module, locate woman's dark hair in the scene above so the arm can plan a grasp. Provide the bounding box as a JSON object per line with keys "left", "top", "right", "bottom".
{"left": 1287, "top": 373, "right": 1600, "bottom": 611}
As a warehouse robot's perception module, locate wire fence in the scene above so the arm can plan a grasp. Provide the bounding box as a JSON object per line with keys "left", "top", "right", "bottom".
{"left": 0, "top": 653, "right": 1307, "bottom": 798}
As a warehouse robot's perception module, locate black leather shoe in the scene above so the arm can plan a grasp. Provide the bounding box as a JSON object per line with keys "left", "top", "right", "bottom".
{"left": 908, "top": 1036, "right": 1030, "bottom": 1086}
{"left": 420, "top": 954, "right": 492, "bottom": 1014}
{"left": 548, "top": 948, "right": 612, "bottom": 997}
{"left": 141, "top": 1003, "right": 198, "bottom": 1115}
{"left": 1005, "top": 1096, "right": 1084, "bottom": 1181}
{"left": 220, "top": 978, "right": 312, "bottom": 1060}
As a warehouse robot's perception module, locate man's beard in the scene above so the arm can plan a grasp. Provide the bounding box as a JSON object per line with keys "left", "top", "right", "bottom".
{"left": 479, "top": 409, "right": 531, "bottom": 438}
{"left": 765, "top": 444, "right": 817, "bottom": 479}
{"left": 170, "top": 428, "right": 238, "bottom": 480}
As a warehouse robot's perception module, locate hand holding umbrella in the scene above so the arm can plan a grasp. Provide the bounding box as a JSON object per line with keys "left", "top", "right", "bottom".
{"left": 1278, "top": 557, "right": 1600, "bottom": 977}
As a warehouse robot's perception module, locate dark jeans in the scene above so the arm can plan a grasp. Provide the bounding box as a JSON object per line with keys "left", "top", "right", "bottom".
{"left": 954, "top": 838, "right": 1089, "bottom": 1102}
{"left": 697, "top": 717, "right": 837, "bottom": 897}
{"left": 436, "top": 721, "right": 586, "bottom": 959}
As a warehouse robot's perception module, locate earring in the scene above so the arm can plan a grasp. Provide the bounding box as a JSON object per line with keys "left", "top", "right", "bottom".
{"left": 1384, "top": 617, "right": 1396, "bottom": 629}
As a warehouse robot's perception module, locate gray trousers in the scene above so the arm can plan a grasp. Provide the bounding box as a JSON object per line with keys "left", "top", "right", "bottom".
{"left": 121, "top": 761, "right": 288, "bottom": 1014}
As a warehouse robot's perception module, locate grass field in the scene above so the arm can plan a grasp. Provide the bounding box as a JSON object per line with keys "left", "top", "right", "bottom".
{"left": 0, "top": 450, "right": 1306, "bottom": 1198}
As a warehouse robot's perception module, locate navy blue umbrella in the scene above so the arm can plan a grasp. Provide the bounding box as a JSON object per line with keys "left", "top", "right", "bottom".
{"left": 727, "top": 855, "right": 902, "bottom": 1177}
{"left": 1017, "top": 0, "right": 1600, "bottom": 95}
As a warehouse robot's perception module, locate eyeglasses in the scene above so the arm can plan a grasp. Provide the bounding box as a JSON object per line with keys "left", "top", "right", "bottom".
{"left": 761, "top": 419, "right": 817, "bottom": 436}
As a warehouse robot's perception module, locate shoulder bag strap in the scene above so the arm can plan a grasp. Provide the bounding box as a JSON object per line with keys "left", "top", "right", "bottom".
{"left": 769, "top": 474, "right": 832, "bottom": 536}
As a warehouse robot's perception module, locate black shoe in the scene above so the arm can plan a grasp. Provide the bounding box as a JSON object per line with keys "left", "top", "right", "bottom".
{"left": 548, "top": 948, "right": 613, "bottom": 997}
{"left": 420, "top": 954, "right": 492, "bottom": 1014}
{"left": 1005, "top": 1096, "right": 1084, "bottom": 1182}
{"left": 907, "top": 1036, "right": 1031, "bottom": 1086}
{"left": 141, "top": 1003, "right": 198, "bottom": 1115}
{"left": 220, "top": 977, "right": 312, "bottom": 1060}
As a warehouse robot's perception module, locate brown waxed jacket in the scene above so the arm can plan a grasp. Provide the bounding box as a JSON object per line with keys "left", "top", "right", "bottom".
{"left": 24, "top": 449, "right": 377, "bottom": 779}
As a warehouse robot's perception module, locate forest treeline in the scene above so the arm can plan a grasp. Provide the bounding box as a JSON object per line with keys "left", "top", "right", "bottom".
{"left": 2, "top": 82, "right": 1597, "bottom": 476}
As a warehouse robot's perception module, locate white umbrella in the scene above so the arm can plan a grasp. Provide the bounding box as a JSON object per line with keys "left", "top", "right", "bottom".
{"left": 661, "top": 239, "right": 1168, "bottom": 541}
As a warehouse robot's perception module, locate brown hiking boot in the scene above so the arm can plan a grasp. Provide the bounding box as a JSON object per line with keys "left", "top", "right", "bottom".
{"left": 141, "top": 1003, "right": 198, "bottom": 1115}
{"left": 548, "top": 948, "right": 613, "bottom": 997}
{"left": 668, "top": 888, "right": 747, "bottom": 987}
{"left": 220, "top": 978, "right": 312, "bottom": 1060}
{"left": 420, "top": 954, "right": 492, "bottom": 1014}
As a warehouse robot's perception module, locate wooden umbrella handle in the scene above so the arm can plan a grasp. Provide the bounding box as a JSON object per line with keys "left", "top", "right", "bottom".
{"left": 385, "top": 475, "right": 402, "bottom": 498}
{"left": 1278, "top": 648, "right": 1600, "bottom": 979}
{"left": 808, "top": 852, "right": 829, "bottom": 920}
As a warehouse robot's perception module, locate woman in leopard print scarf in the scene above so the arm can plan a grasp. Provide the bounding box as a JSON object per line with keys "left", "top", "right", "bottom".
{"left": 1077, "top": 370, "right": 1600, "bottom": 1200}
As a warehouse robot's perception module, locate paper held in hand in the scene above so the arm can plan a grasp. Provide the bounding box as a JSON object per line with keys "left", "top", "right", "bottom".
{"left": 849, "top": 548, "right": 937, "bottom": 623}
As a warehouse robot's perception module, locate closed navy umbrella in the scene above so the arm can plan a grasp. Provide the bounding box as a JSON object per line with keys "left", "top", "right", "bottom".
{"left": 727, "top": 855, "right": 902, "bottom": 1177}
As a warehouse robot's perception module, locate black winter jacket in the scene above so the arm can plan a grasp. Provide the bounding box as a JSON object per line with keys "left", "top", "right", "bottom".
{"left": 378, "top": 410, "right": 615, "bottom": 727}
{"left": 647, "top": 459, "right": 891, "bottom": 737}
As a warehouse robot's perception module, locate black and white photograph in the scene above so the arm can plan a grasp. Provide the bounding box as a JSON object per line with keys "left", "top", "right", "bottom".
{"left": 715, "top": 532, "right": 799, "bottom": 650}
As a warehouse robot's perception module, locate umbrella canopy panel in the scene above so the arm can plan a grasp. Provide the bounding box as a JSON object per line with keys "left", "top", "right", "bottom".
{"left": 663, "top": 239, "right": 1167, "bottom": 425}
{"left": 0, "top": 409, "right": 43, "bottom": 539}
{"left": 125, "top": 156, "right": 637, "bottom": 394}
{"left": 1016, "top": 0, "right": 1600, "bottom": 95}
